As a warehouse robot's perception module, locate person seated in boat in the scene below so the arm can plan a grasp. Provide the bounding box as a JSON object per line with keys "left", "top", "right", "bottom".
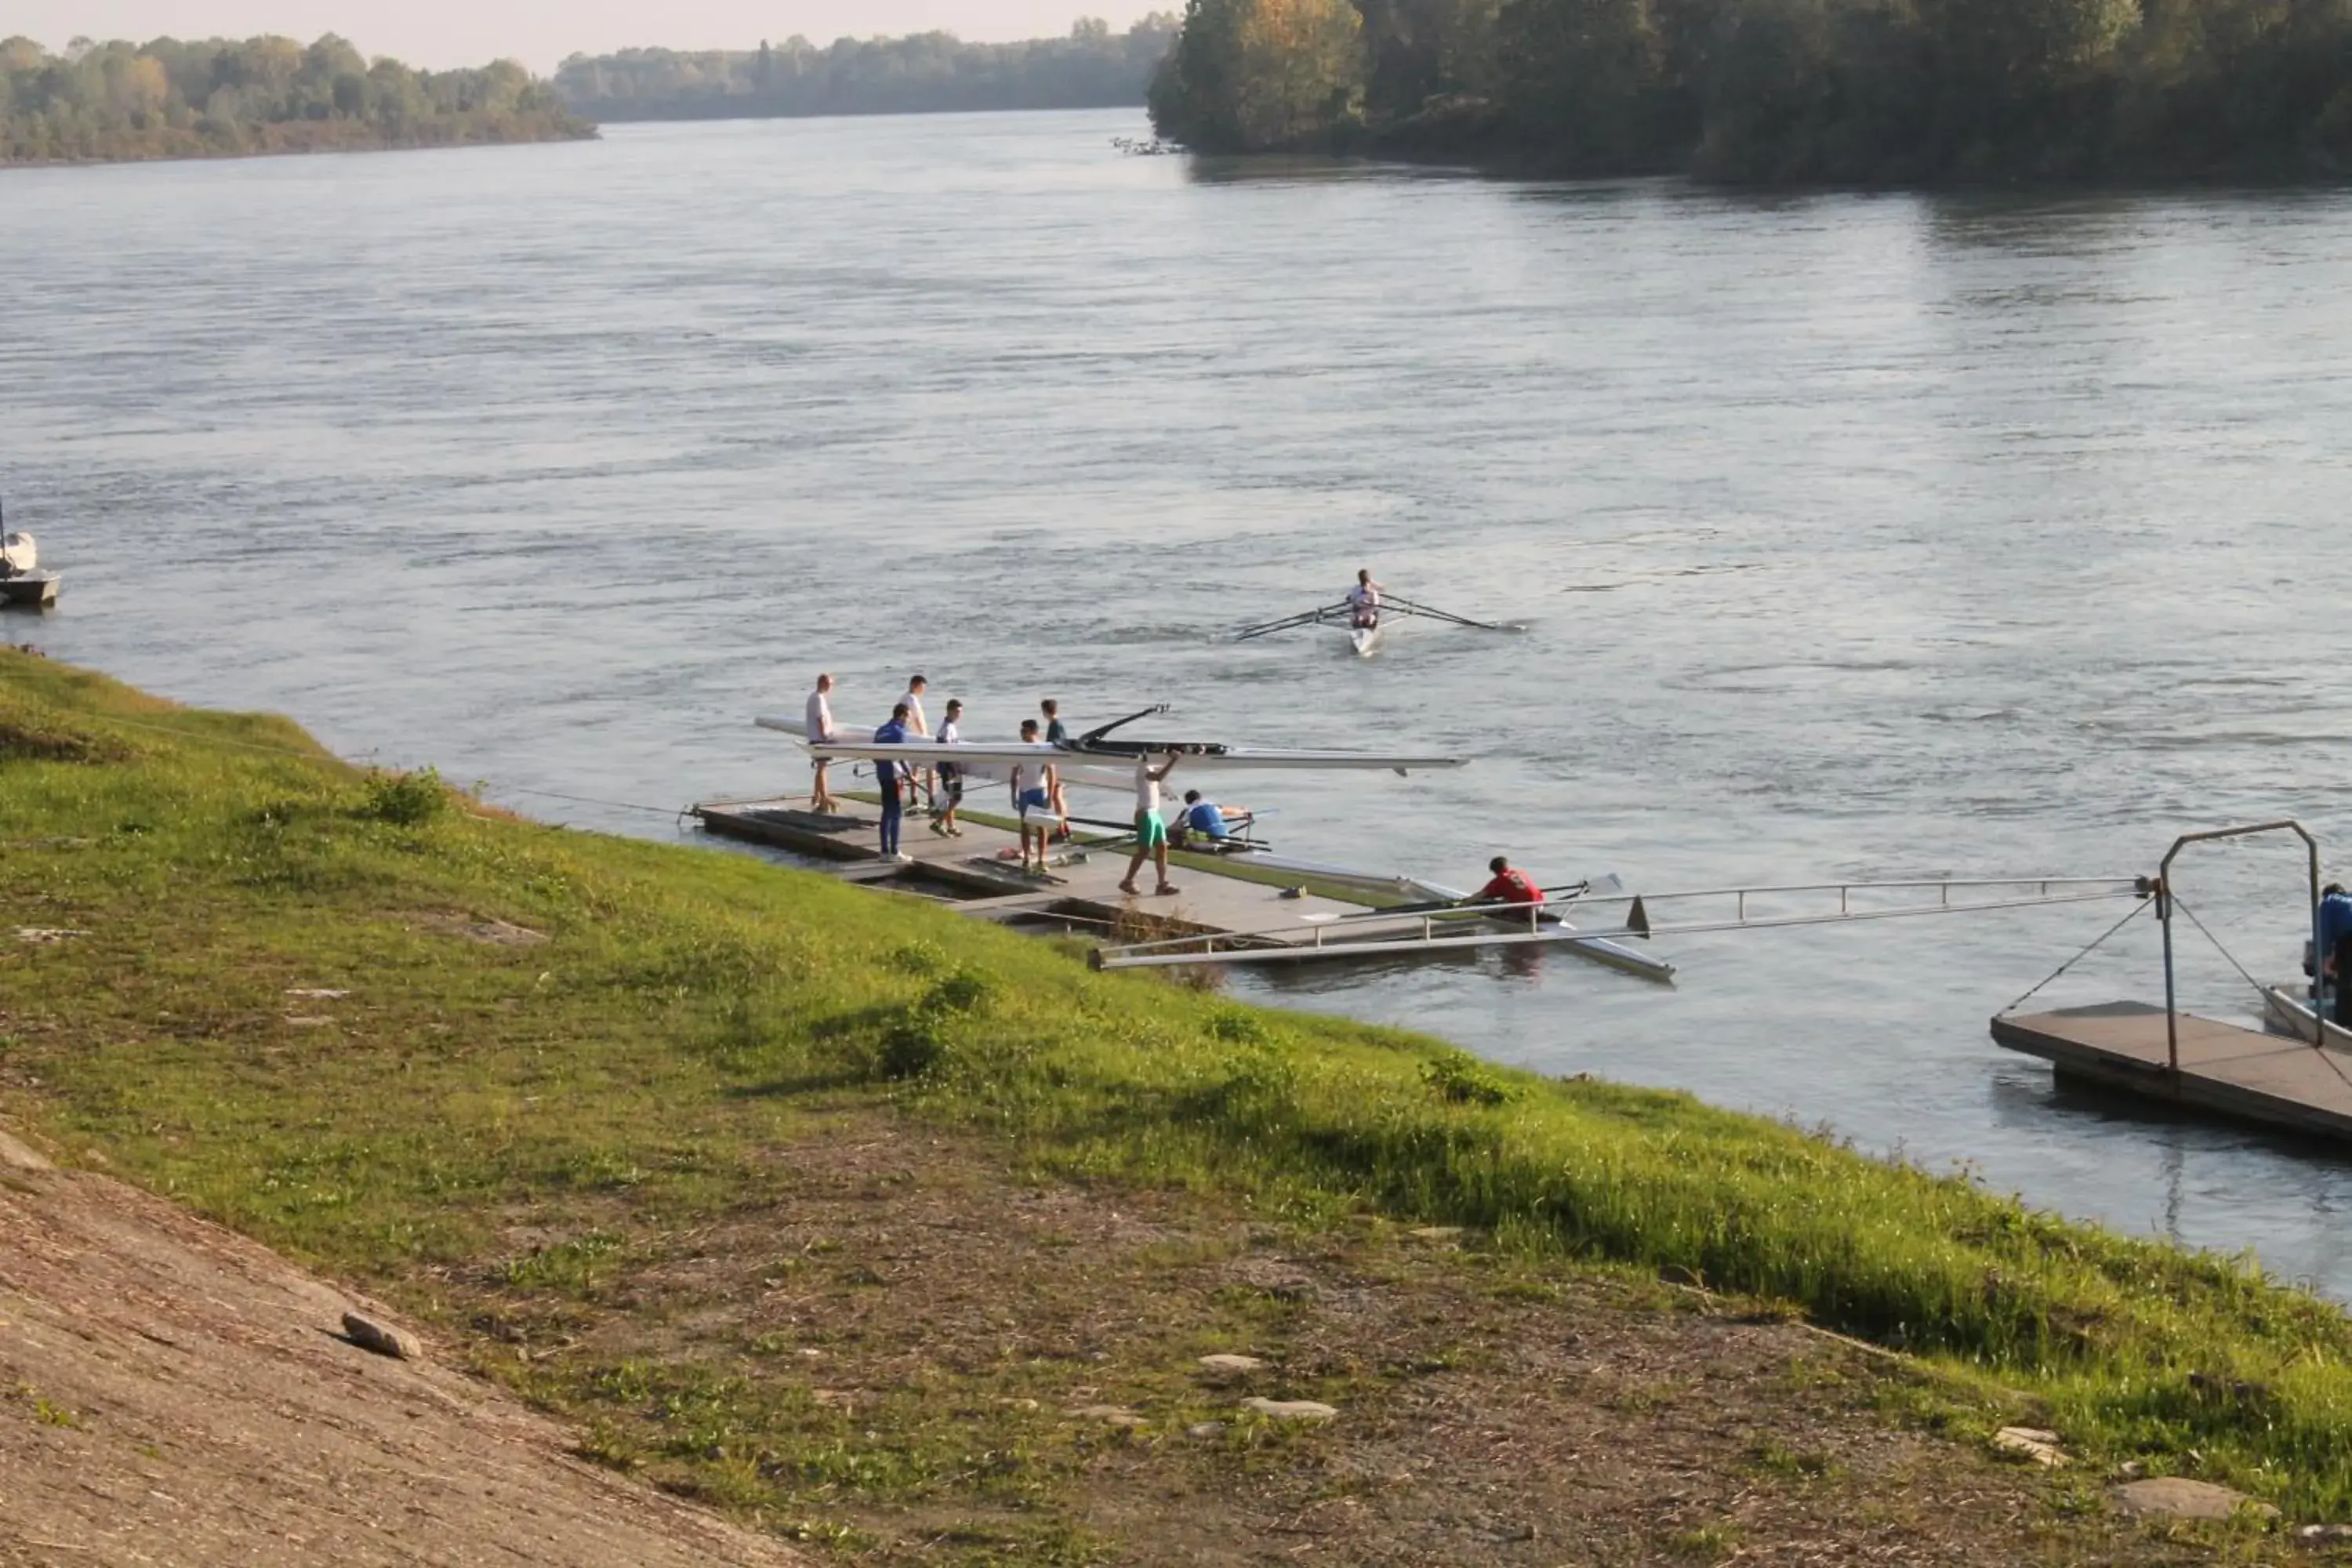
{"left": 1170, "top": 789, "right": 1250, "bottom": 850}
{"left": 2321, "top": 882, "right": 2352, "bottom": 1026}
{"left": 1346, "top": 568, "right": 1384, "bottom": 629}
{"left": 1472, "top": 855, "right": 1543, "bottom": 906}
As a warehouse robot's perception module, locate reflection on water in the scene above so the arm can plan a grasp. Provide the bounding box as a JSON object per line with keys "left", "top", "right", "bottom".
{"left": 9, "top": 109, "right": 2352, "bottom": 1291}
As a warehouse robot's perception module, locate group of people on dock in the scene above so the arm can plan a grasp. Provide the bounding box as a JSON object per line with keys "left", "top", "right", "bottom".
{"left": 804, "top": 673, "right": 1073, "bottom": 862}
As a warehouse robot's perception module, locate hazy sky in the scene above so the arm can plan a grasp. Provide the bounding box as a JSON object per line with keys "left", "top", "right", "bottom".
{"left": 6, "top": 2, "right": 1163, "bottom": 70}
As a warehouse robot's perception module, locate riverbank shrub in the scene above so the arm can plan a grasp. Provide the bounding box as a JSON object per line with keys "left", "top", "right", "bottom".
{"left": 554, "top": 18, "right": 1181, "bottom": 122}
{"left": 1148, "top": 0, "right": 2352, "bottom": 180}
{"left": 5, "top": 645, "right": 2352, "bottom": 1516}
{"left": 0, "top": 34, "right": 593, "bottom": 165}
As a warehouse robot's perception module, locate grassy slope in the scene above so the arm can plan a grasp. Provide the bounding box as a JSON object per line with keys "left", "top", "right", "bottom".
{"left": 2, "top": 648, "right": 2349, "bottom": 1524}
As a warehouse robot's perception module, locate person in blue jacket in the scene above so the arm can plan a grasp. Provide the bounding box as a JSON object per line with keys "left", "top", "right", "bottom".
{"left": 2321, "top": 881, "right": 2352, "bottom": 1027}
{"left": 873, "top": 703, "right": 911, "bottom": 858}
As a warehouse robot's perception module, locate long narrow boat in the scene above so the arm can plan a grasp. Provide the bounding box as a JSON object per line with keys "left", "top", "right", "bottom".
{"left": 2261, "top": 984, "right": 2352, "bottom": 1053}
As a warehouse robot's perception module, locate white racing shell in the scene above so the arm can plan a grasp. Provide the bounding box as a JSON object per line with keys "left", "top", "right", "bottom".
{"left": 758, "top": 717, "right": 1468, "bottom": 777}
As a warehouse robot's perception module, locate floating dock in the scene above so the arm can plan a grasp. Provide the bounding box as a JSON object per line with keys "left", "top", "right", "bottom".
{"left": 1991, "top": 1002, "right": 2352, "bottom": 1142}
{"left": 691, "top": 793, "right": 1439, "bottom": 949}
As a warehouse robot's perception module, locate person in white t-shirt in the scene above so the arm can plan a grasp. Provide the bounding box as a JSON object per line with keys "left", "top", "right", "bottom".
{"left": 804, "top": 673, "right": 839, "bottom": 813}
{"left": 929, "top": 698, "right": 967, "bottom": 837}
{"left": 1011, "top": 717, "right": 1054, "bottom": 875}
{"left": 1346, "top": 568, "right": 1384, "bottom": 630}
{"left": 900, "top": 673, "right": 933, "bottom": 810}
{"left": 1116, "top": 752, "right": 1181, "bottom": 898}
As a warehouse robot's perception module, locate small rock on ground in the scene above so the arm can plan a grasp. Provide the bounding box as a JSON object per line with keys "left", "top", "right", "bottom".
{"left": 1069, "top": 1404, "right": 1146, "bottom": 1427}
{"left": 1242, "top": 1397, "right": 1336, "bottom": 1421}
{"left": 1198, "top": 1353, "right": 1265, "bottom": 1374}
{"left": 2111, "top": 1477, "right": 2278, "bottom": 1521}
{"left": 0, "top": 1130, "right": 53, "bottom": 1171}
{"left": 341, "top": 1312, "right": 423, "bottom": 1362}
{"left": 1991, "top": 1426, "right": 2067, "bottom": 1467}
{"left": 1187, "top": 1421, "right": 1229, "bottom": 1440}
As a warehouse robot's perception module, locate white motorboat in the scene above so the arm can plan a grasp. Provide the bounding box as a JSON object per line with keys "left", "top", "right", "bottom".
{"left": 0, "top": 528, "right": 59, "bottom": 608}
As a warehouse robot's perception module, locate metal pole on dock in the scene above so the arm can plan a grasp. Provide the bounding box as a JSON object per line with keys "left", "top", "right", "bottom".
{"left": 2156, "top": 820, "right": 2321, "bottom": 1075}
{"left": 2310, "top": 833, "right": 2325, "bottom": 1040}
{"left": 2158, "top": 874, "right": 2178, "bottom": 1073}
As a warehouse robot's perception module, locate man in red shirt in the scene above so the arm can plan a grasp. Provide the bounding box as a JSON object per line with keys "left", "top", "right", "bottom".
{"left": 1474, "top": 855, "right": 1542, "bottom": 906}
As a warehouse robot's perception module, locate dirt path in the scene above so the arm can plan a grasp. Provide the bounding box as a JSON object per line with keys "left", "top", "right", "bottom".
{"left": 0, "top": 1128, "right": 801, "bottom": 1568}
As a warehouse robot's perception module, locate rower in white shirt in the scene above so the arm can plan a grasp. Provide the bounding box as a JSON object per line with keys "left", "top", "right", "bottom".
{"left": 804, "top": 673, "right": 839, "bottom": 813}
{"left": 1346, "top": 568, "right": 1385, "bottom": 630}
{"left": 930, "top": 698, "right": 967, "bottom": 837}
{"left": 900, "top": 673, "right": 932, "bottom": 809}
{"left": 1116, "top": 753, "right": 1181, "bottom": 898}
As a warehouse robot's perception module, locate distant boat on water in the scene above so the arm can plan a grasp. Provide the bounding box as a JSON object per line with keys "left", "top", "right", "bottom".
{"left": 0, "top": 500, "right": 60, "bottom": 608}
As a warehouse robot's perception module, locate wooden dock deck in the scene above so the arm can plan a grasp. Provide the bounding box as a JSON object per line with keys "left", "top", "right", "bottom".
{"left": 1991, "top": 1002, "right": 2352, "bottom": 1142}
{"left": 690, "top": 793, "right": 1394, "bottom": 946}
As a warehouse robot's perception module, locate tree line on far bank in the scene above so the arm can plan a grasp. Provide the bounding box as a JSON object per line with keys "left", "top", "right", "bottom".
{"left": 1147, "top": 0, "right": 2352, "bottom": 182}
{"left": 0, "top": 34, "right": 592, "bottom": 165}
{"left": 555, "top": 16, "right": 1180, "bottom": 121}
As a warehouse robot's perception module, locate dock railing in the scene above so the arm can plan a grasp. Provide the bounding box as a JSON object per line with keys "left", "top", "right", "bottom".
{"left": 1089, "top": 875, "right": 2154, "bottom": 971}
{"left": 2154, "top": 820, "right": 2321, "bottom": 1073}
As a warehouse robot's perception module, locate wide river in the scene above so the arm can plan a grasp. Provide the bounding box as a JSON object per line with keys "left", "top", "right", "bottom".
{"left": 9, "top": 111, "right": 2352, "bottom": 1293}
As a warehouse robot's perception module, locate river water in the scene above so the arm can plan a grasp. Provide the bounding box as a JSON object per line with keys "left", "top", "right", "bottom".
{"left": 9, "top": 111, "right": 2352, "bottom": 1293}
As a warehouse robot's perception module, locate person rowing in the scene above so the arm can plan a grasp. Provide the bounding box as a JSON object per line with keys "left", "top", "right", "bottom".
{"left": 1346, "top": 568, "right": 1385, "bottom": 630}
{"left": 1472, "top": 855, "right": 1543, "bottom": 907}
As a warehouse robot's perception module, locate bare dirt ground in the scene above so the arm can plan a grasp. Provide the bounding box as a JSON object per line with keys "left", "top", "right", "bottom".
{"left": 453, "top": 1113, "right": 2274, "bottom": 1566}
{"left": 0, "top": 1127, "right": 801, "bottom": 1568}
{"left": 0, "top": 1104, "right": 2299, "bottom": 1566}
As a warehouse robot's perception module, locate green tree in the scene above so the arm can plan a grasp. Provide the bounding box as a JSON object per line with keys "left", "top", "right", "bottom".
{"left": 1494, "top": 0, "right": 1668, "bottom": 155}
{"left": 1151, "top": 0, "right": 1365, "bottom": 148}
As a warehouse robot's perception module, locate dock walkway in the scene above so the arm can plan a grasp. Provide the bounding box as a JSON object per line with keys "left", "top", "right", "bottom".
{"left": 1991, "top": 1002, "right": 2352, "bottom": 1142}
{"left": 691, "top": 793, "right": 1389, "bottom": 947}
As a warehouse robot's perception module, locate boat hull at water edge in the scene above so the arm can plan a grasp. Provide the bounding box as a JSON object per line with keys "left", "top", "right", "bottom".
{"left": 0, "top": 572, "right": 59, "bottom": 608}
{"left": 2262, "top": 985, "right": 2352, "bottom": 1054}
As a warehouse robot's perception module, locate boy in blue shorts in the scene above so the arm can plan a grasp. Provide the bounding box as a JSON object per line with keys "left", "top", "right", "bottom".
{"left": 1011, "top": 718, "right": 1054, "bottom": 875}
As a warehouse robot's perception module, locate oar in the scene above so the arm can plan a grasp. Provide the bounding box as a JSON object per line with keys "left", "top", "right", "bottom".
{"left": 1385, "top": 594, "right": 1524, "bottom": 633}
{"left": 1233, "top": 602, "right": 1352, "bottom": 641}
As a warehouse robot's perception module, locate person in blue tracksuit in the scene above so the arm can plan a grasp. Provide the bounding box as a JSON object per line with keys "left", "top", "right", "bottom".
{"left": 873, "top": 705, "right": 911, "bottom": 858}
{"left": 2321, "top": 881, "right": 2352, "bottom": 1027}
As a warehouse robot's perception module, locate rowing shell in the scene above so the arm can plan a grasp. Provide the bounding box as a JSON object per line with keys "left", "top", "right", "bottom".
{"left": 758, "top": 717, "right": 1132, "bottom": 793}
{"left": 2262, "top": 985, "right": 2352, "bottom": 1054}
{"left": 765, "top": 720, "right": 1466, "bottom": 775}
{"left": 1348, "top": 622, "right": 1382, "bottom": 658}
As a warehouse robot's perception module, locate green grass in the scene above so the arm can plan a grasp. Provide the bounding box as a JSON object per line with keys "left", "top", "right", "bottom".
{"left": 5, "top": 648, "right": 2352, "bottom": 1519}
